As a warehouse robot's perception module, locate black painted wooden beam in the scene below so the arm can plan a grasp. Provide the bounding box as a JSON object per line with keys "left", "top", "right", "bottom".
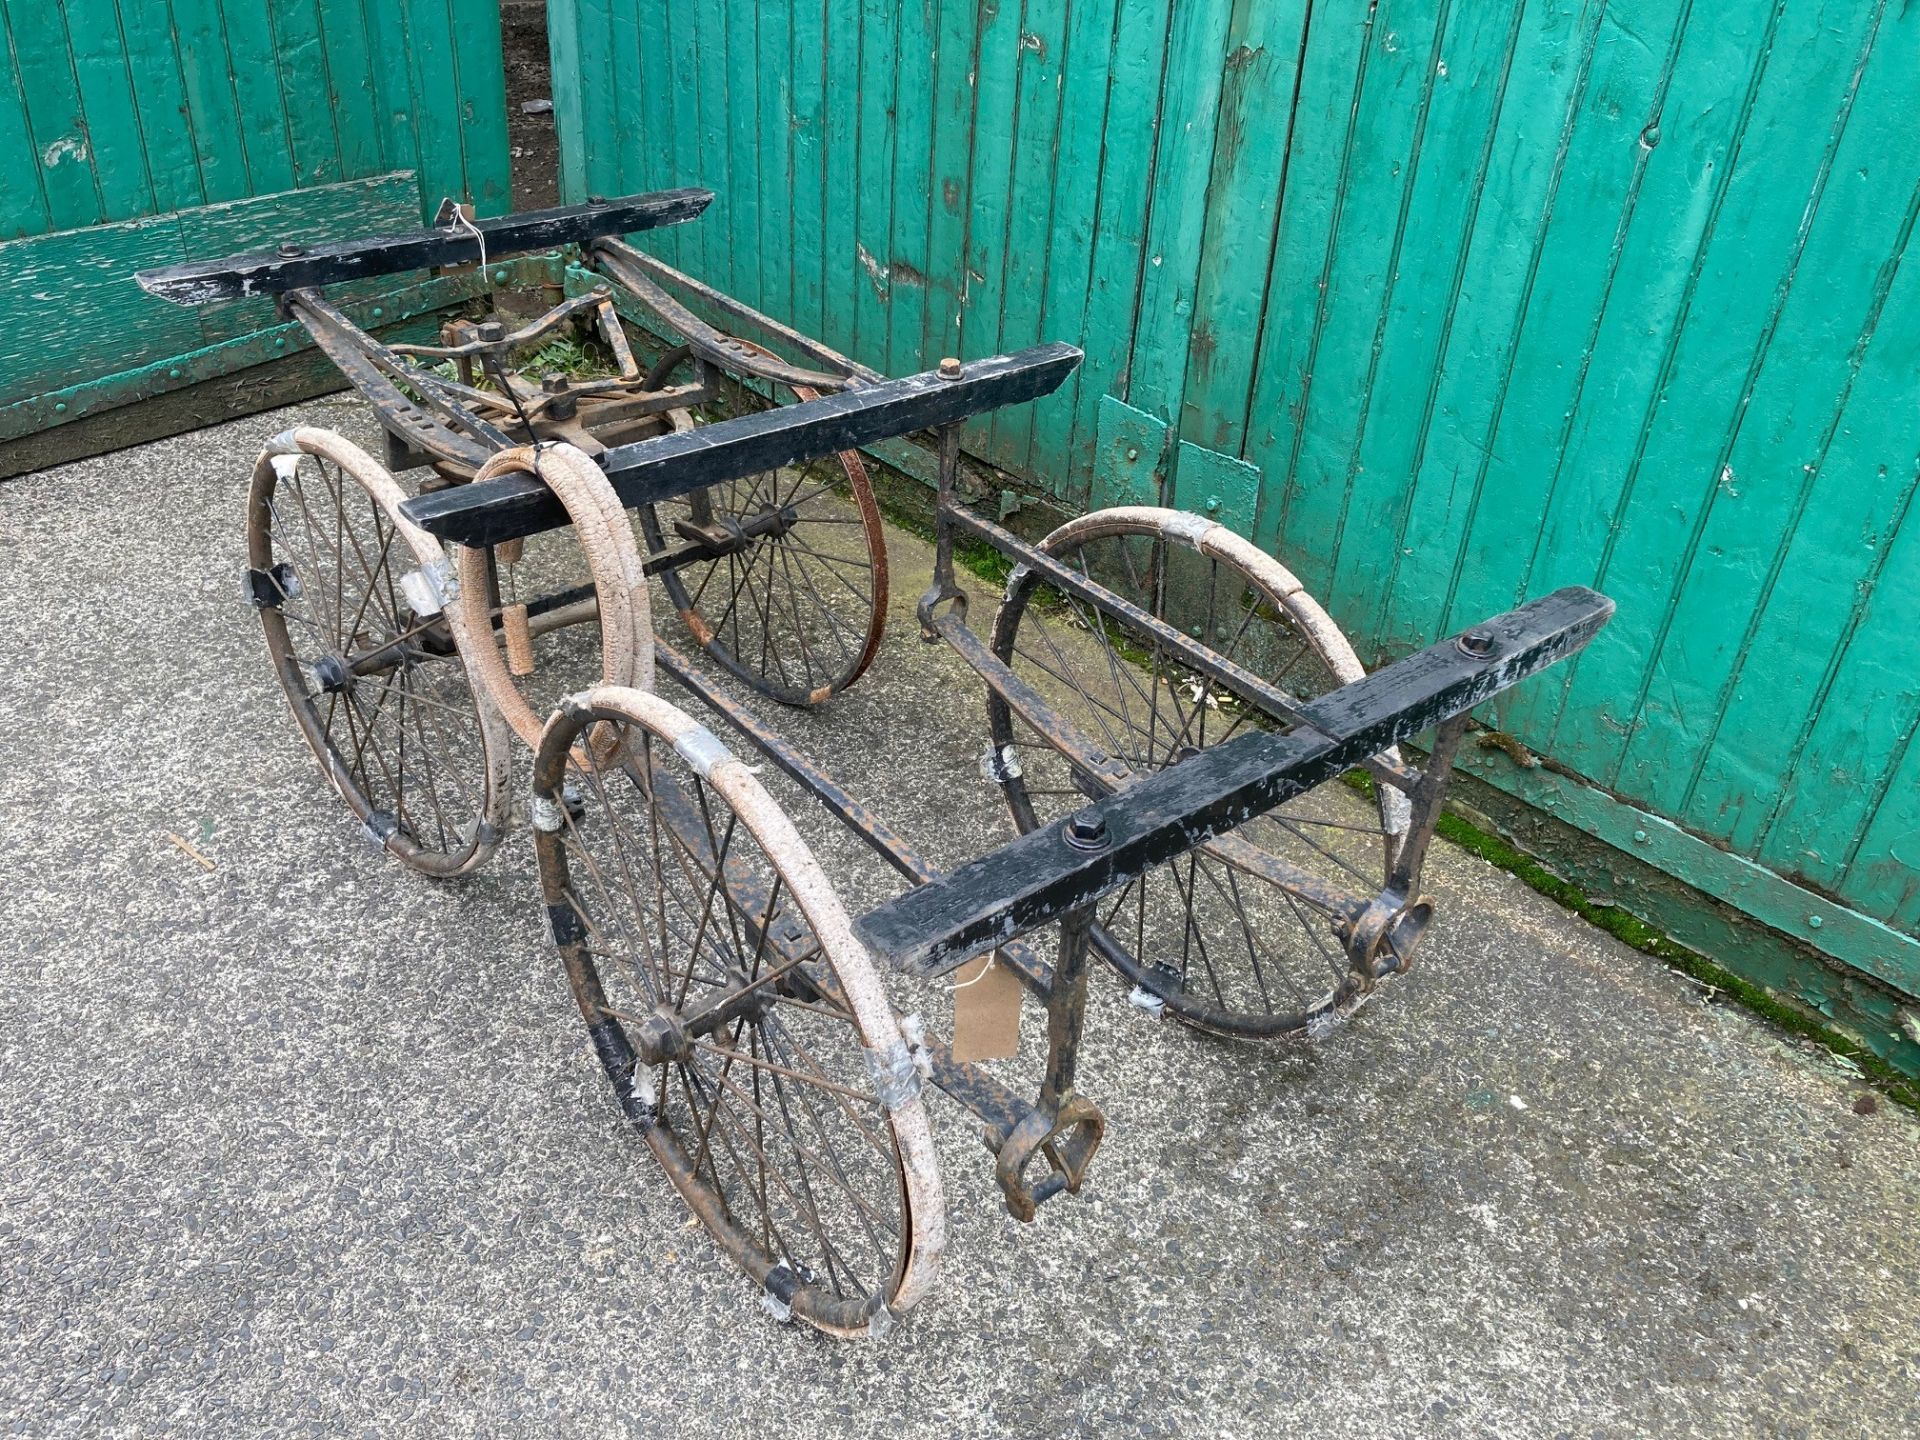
{"left": 400, "top": 343, "right": 1084, "bottom": 547}
{"left": 135, "top": 190, "right": 713, "bottom": 304}
{"left": 853, "top": 586, "right": 1615, "bottom": 978}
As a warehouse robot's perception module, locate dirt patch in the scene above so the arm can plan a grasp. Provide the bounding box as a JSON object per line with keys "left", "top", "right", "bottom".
{"left": 501, "top": 0, "right": 560, "bottom": 211}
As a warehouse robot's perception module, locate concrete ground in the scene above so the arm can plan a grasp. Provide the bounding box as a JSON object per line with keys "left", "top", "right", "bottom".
{"left": 2, "top": 400, "right": 1917, "bottom": 1440}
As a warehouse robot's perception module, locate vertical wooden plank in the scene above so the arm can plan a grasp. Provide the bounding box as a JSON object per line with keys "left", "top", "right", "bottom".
{"left": 664, "top": 0, "right": 703, "bottom": 264}
{"left": 1757, "top": 433, "right": 1920, "bottom": 900}
{"left": 1029, "top": 0, "right": 1121, "bottom": 506}
{"left": 115, "top": 0, "right": 204, "bottom": 212}
{"left": 267, "top": 0, "right": 344, "bottom": 189}
{"left": 1303, "top": 0, "right": 1455, "bottom": 634}
{"left": 447, "top": 0, "right": 509, "bottom": 213}
{"left": 958, "top": 0, "right": 1025, "bottom": 456}
{"left": 315, "top": 0, "right": 382, "bottom": 182}
{"left": 1534, "top": 0, "right": 1885, "bottom": 797}
{"left": 359, "top": 0, "right": 424, "bottom": 206}
{"left": 984, "top": 0, "right": 1067, "bottom": 476}
{"left": 636, "top": 0, "right": 680, "bottom": 263}
{"left": 692, "top": 0, "right": 732, "bottom": 288}
{"left": 1232, "top": 0, "right": 1387, "bottom": 585}
{"left": 222, "top": 0, "right": 298, "bottom": 194}
{"left": 1437, "top": 0, "right": 1688, "bottom": 647}
{"left": 0, "top": 3, "right": 54, "bottom": 237}
{"left": 788, "top": 0, "right": 828, "bottom": 339}
{"left": 8, "top": 0, "right": 105, "bottom": 228}
{"left": 62, "top": 0, "right": 156, "bottom": 219}
{"left": 886, "top": 0, "right": 935, "bottom": 375}
{"left": 1173, "top": 0, "right": 1310, "bottom": 463}
{"left": 758, "top": 0, "right": 791, "bottom": 322}
{"left": 1621, "top": 3, "right": 1918, "bottom": 826}
{"left": 1736, "top": 189, "right": 1920, "bottom": 883}
{"left": 548, "top": 0, "right": 588, "bottom": 202}
{"left": 851, "top": 0, "right": 895, "bottom": 366}
{"left": 922, "top": 0, "right": 978, "bottom": 366}
{"left": 819, "top": 0, "right": 860, "bottom": 355}
{"left": 166, "top": 0, "right": 254, "bottom": 203}
{"left": 1123, "top": 0, "right": 1235, "bottom": 424}
{"left": 1061, "top": 0, "right": 1173, "bottom": 501}
{"left": 606, "top": 0, "right": 645, "bottom": 195}
{"left": 1385, "top": 0, "right": 1604, "bottom": 640}
{"left": 396, "top": 0, "right": 470, "bottom": 211}
{"left": 722, "top": 0, "right": 762, "bottom": 308}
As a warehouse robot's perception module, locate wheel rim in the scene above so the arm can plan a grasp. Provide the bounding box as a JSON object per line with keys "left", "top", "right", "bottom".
{"left": 534, "top": 693, "right": 938, "bottom": 1333}
{"left": 987, "top": 513, "right": 1406, "bottom": 1038}
{"left": 248, "top": 437, "right": 503, "bottom": 876}
{"left": 638, "top": 344, "right": 888, "bottom": 706}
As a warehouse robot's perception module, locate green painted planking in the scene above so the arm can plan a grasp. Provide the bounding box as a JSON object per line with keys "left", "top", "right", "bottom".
{"left": 9, "top": 1, "right": 103, "bottom": 230}
{"left": 0, "top": 171, "right": 419, "bottom": 402}
{"left": 1405, "top": 0, "right": 1605, "bottom": 643}
{"left": 1438, "top": 0, "right": 1687, "bottom": 661}
{"left": 1624, "top": 5, "right": 1916, "bottom": 825}
{"left": 923, "top": 0, "right": 980, "bottom": 367}
{"left": 111, "top": 0, "right": 202, "bottom": 215}
{"left": 985, "top": 0, "right": 1068, "bottom": 474}
{"left": 1306, "top": 0, "right": 1455, "bottom": 633}
{"left": 0, "top": 0, "right": 508, "bottom": 447}
{"left": 885, "top": 0, "right": 933, "bottom": 388}
{"left": 1541, "top": 0, "right": 1882, "bottom": 790}
{"left": 0, "top": 3, "right": 48, "bottom": 237}
{"left": 550, "top": 3, "right": 1920, "bottom": 1009}
{"left": 1064, "top": 0, "right": 1173, "bottom": 499}
{"left": 1174, "top": 0, "right": 1309, "bottom": 464}
{"left": 1699, "top": 181, "right": 1920, "bottom": 867}
{"left": 849, "top": 0, "right": 891, "bottom": 368}
{"left": 1123, "top": 0, "right": 1235, "bottom": 423}
{"left": 1240, "top": 0, "right": 1393, "bottom": 584}
{"left": 1030, "top": 0, "right": 1122, "bottom": 509}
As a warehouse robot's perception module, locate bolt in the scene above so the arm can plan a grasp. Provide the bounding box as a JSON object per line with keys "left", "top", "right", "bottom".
{"left": 370, "top": 305, "right": 384, "bottom": 319}
{"left": 1125, "top": 447, "right": 1140, "bottom": 462}
{"left": 1205, "top": 496, "right": 1221, "bottom": 513}
{"left": 493, "top": 268, "right": 509, "bottom": 283}
{"left": 588, "top": 194, "right": 609, "bottom": 206}
{"left": 1064, "top": 809, "right": 1109, "bottom": 851}
{"left": 1808, "top": 915, "right": 1824, "bottom": 930}
{"left": 54, "top": 401, "right": 67, "bottom": 413}
{"left": 476, "top": 322, "right": 506, "bottom": 342}
{"left": 1456, "top": 627, "right": 1497, "bottom": 658}
{"left": 938, "top": 356, "right": 962, "bottom": 379}
{"left": 1632, "top": 829, "right": 1649, "bottom": 845}
{"left": 274, "top": 337, "right": 286, "bottom": 349}
{"left": 168, "top": 367, "right": 181, "bottom": 379}
{"left": 277, "top": 241, "right": 305, "bottom": 258}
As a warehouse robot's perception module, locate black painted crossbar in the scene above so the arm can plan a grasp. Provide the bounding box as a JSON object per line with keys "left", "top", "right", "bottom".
{"left": 135, "top": 189, "right": 713, "bottom": 304}
{"left": 853, "top": 586, "right": 1615, "bottom": 978}
{"left": 400, "top": 343, "right": 1084, "bottom": 547}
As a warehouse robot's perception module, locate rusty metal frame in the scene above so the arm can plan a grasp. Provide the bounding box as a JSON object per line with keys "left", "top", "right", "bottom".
{"left": 171, "top": 189, "right": 1614, "bottom": 1235}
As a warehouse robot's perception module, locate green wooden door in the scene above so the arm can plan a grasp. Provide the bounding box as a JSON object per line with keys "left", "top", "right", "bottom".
{"left": 550, "top": 0, "right": 1920, "bottom": 1072}
{"left": 0, "top": 0, "right": 511, "bottom": 476}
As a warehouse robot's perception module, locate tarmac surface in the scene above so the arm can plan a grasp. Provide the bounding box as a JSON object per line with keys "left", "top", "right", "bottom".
{"left": 3, "top": 400, "right": 1917, "bottom": 1438}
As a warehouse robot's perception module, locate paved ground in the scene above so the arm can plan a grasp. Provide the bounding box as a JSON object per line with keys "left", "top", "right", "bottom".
{"left": 2, "top": 401, "right": 1917, "bottom": 1439}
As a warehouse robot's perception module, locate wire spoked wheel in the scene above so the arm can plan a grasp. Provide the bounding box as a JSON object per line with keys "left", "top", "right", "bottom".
{"left": 987, "top": 507, "right": 1412, "bottom": 1040}
{"left": 637, "top": 342, "right": 887, "bottom": 706}
{"left": 246, "top": 427, "right": 509, "bottom": 876}
{"left": 532, "top": 686, "right": 943, "bottom": 1336}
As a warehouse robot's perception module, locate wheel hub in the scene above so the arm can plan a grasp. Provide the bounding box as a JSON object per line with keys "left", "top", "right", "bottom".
{"left": 310, "top": 653, "right": 354, "bottom": 694}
